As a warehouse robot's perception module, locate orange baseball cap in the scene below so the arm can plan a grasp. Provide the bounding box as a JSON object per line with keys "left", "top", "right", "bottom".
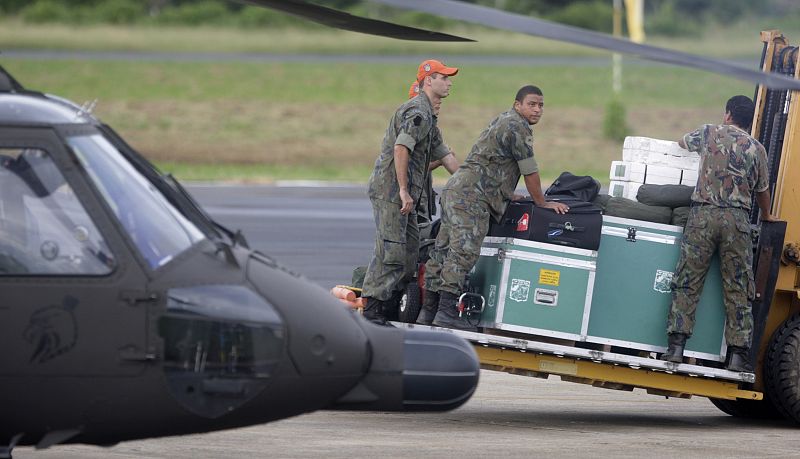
{"left": 416, "top": 59, "right": 458, "bottom": 81}
{"left": 408, "top": 81, "right": 420, "bottom": 99}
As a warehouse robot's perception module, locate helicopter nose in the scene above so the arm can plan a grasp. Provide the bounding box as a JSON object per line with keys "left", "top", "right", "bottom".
{"left": 330, "top": 325, "right": 479, "bottom": 412}
{"left": 401, "top": 328, "right": 480, "bottom": 411}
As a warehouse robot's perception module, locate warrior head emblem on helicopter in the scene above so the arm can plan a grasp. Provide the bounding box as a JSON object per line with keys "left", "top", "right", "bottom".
{"left": 23, "top": 296, "right": 78, "bottom": 364}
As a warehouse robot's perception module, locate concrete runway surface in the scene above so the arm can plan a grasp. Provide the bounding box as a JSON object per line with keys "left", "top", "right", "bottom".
{"left": 16, "top": 184, "right": 799, "bottom": 458}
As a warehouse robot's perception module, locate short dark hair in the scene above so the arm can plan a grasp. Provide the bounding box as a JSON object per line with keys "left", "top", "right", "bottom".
{"left": 726, "top": 95, "right": 755, "bottom": 130}
{"left": 515, "top": 85, "right": 543, "bottom": 103}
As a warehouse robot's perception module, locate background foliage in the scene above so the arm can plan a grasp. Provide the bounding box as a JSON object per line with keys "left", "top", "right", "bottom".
{"left": 2, "top": 0, "right": 798, "bottom": 36}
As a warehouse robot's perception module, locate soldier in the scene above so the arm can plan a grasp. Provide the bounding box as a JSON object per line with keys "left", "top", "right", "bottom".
{"left": 361, "top": 60, "right": 458, "bottom": 324}
{"left": 407, "top": 81, "right": 459, "bottom": 223}
{"left": 419, "top": 85, "right": 569, "bottom": 330}
{"left": 663, "top": 95, "right": 776, "bottom": 372}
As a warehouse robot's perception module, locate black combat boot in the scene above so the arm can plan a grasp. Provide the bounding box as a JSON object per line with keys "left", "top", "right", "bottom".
{"left": 661, "top": 333, "right": 687, "bottom": 363}
{"left": 727, "top": 346, "right": 754, "bottom": 373}
{"left": 416, "top": 290, "right": 439, "bottom": 325}
{"left": 362, "top": 297, "right": 388, "bottom": 325}
{"left": 431, "top": 292, "right": 477, "bottom": 332}
{"left": 384, "top": 290, "right": 402, "bottom": 322}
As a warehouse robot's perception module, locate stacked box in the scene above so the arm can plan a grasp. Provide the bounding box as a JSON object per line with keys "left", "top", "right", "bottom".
{"left": 472, "top": 219, "right": 728, "bottom": 362}
{"left": 608, "top": 180, "right": 642, "bottom": 200}
{"left": 474, "top": 237, "right": 597, "bottom": 341}
{"left": 681, "top": 169, "right": 699, "bottom": 186}
{"left": 643, "top": 165, "right": 683, "bottom": 185}
{"left": 586, "top": 216, "right": 726, "bottom": 361}
{"left": 610, "top": 137, "right": 701, "bottom": 200}
{"left": 622, "top": 136, "right": 700, "bottom": 170}
{"left": 609, "top": 161, "right": 646, "bottom": 182}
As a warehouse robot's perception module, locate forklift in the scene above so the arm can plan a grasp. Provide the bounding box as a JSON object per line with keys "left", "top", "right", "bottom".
{"left": 397, "top": 30, "right": 800, "bottom": 423}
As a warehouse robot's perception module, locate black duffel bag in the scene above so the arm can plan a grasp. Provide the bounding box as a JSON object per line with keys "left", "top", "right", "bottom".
{"left": 545, "top": 171, "right": 601, "bottom": 203}
{"left": 488, "top": 199, "right": 602, "bottom": 250}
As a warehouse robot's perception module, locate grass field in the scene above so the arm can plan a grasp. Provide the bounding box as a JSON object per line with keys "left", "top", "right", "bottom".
{"left": 3, "top": 18, "right": 799, "bottom": 58}
{"left": 2, "top": 19, "right": 791, "bottom": 183}
{"left": 2, "top": 59, "right": 750, "bottom": 183}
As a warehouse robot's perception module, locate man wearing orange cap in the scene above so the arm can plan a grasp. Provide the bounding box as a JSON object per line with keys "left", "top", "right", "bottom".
{"left": 361, "top": 59, "right": 458, "bottom": 324}
{"left": 408, "top": 81, "right": 459, "bottom": 223}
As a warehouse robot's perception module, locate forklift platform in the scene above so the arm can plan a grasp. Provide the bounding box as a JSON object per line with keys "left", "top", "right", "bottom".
{"left": 396, "top": 323, "right": 761, "bottom": 401}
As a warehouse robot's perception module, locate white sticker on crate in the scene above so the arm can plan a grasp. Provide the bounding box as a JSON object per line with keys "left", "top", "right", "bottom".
{"left": 509, "top": 279, "right": 531, "bottom": 302}
{"left": 653, "top": 269, "right": 674, "bottom": 293}
{"left": 488, "top": 284, "right": 497, "bottom": 308}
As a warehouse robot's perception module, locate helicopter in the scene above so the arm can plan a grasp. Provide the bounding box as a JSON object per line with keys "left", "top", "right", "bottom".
{"left": 2, "top": 0, "right": 799, "bottom": 457}
{"left": 0, "top": 3, "right": 484, "bottom": 458}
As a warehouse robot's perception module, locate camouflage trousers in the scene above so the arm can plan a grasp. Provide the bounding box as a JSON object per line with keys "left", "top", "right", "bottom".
{"left": 362, "top": 198, "right": 419, "bottom": 301}
{"left": 667, "top": 205, "right": 754, "bottom": 348}
{"left": 424, "top": 189, "right": 490, "bottom": 296}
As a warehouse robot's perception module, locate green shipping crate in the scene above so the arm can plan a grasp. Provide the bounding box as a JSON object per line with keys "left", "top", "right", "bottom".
{"left": 474, "top": 237, "right": 597, "bottom": 341}
{"left": 586, "top": 216, "right": 726, "bottom": 361}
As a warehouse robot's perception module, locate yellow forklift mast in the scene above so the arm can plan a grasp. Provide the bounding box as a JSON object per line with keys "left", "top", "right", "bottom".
{"left": 753, "top": 30, "right": 800, "bottom": 378}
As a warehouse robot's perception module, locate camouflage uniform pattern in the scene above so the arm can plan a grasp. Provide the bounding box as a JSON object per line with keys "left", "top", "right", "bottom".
{"left": 424, "top": 188, "right": 490, "bottom": 294}
{"left": 684, "top": 124, "right": 769, "bottom": 209}
{"left": 425, "top": 108, "right": 539, "bottom": 295}
{"left": 667, "top": 124, "right": 769, "bottom": 348}
{"left": 362, "top": 92, "right": 450, "bottom": 301}
{"left": 667, "top": 206, "right": 755, "bottom": 347}
{"left": 367, "top": 92, "right": 450, "bottom": 206}
{"left": 362, "top": 199, "right": 420, "bottom": 300}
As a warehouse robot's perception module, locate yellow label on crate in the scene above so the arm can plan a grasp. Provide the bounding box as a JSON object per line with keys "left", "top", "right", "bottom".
{"left": 538, "top": 269, "right": 560, "bottom": 286}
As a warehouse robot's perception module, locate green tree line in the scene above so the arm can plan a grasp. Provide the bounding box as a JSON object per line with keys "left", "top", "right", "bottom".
{"left": 1, "top": 0, "right": 797, "bottom": 36}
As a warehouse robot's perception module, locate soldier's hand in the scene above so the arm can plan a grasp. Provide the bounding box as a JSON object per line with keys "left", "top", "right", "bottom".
{"left": 399, "top": 189, "right": 414, "bottom": 215}
{"left": 761, "top": 213, "right": 779, "bottom": 222}
{"left": 544, "top": 201, "right": 569, "bottom": 215}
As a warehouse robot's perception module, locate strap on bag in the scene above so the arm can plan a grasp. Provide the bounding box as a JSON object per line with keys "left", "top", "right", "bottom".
{"left": 548, "top": 222, "right": 586, "bottom": 233}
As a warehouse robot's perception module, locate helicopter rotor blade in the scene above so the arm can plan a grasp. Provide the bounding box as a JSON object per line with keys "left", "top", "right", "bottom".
{"left": 369, "top": 0, "right": 800, "bottom": 91}
{"left": 233, "top": 0, "right": 474, "bottom": 42}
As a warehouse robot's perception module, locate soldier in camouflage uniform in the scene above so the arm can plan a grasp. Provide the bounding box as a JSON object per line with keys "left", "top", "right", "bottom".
{"left": 361, "top": 60, "right": 458, "bottom": 324}
{"left": 407, "top": 81, "right": 459, "bottom": 223}
{"left": 663, "top": 95, "right": 776, "bottom": 372}
{"left": 419, "top": 85, "right": 569, "bottom": 330}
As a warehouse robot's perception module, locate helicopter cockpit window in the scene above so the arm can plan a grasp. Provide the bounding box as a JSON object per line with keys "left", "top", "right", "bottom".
{"left": 66, "top": 134, "right": 205, "bottom": 269}
{"left": 0, "top": 148, "right": 115, "bottom": 275}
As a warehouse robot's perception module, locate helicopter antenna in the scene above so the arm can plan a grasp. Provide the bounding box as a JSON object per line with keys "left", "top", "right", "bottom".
{"left": 0, "top": 64, "right": 25, "bottom": 92}
{"left": 75, "top": 99, "right": 98, "bottom": 119}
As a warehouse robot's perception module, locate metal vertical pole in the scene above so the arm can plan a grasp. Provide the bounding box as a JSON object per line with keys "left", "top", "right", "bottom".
{"left": 612, "top": 0, "right": 622, "bottom": 94}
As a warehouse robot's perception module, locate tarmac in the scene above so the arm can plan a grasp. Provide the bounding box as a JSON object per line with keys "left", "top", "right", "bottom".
{"left": 17, "top": 369, "right": 798, "bottom": 458}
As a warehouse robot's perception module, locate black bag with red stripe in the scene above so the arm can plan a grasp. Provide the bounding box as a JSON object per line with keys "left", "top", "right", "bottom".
{"left": 488, "top": 199, "right": 602, "bottom": 250}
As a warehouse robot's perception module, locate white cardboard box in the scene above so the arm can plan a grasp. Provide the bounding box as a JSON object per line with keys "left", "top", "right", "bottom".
{"left": 609, "top": 161, "right": 684, "bottom": 185}
{"left": 664, "top": 154, "right": 701, "bottom": 171}
{"left": 681, "top": 169, "right": 699, "bottom": 187}
{"left": 608, "top": 180, "right": 643, "bottom": 200}
{"left": 644, "top": 164, "right": 683, "bottom": 185}
{"left": 622, "top": 136, "right": 701, "bottom": 171}
{"left": 609, "top": 161, "right": 646, "bottom": 182}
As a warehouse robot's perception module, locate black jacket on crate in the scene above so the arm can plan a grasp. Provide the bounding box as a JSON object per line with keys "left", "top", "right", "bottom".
{"left": 544, "top": 171, "right": 601, "bottom": 203}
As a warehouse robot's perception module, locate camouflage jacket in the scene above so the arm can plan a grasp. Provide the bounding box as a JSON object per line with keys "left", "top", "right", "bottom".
{"left": 444, "top": 108, "right": 539, "bottom": 222}
{"left": 683, "top": 124, "right": 769, "bottom": 210}
{"left": 368, "top": 92, "right": 450, "bottom": 205}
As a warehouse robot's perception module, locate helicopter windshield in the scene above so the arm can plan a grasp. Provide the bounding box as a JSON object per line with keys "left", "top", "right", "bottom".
{"left": 67, "top": 134, "right": 205, "bottom": 269}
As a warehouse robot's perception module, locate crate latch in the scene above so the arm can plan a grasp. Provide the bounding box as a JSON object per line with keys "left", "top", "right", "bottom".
{"left": 626, "top": 227, "right": 637, "bottom": 242}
